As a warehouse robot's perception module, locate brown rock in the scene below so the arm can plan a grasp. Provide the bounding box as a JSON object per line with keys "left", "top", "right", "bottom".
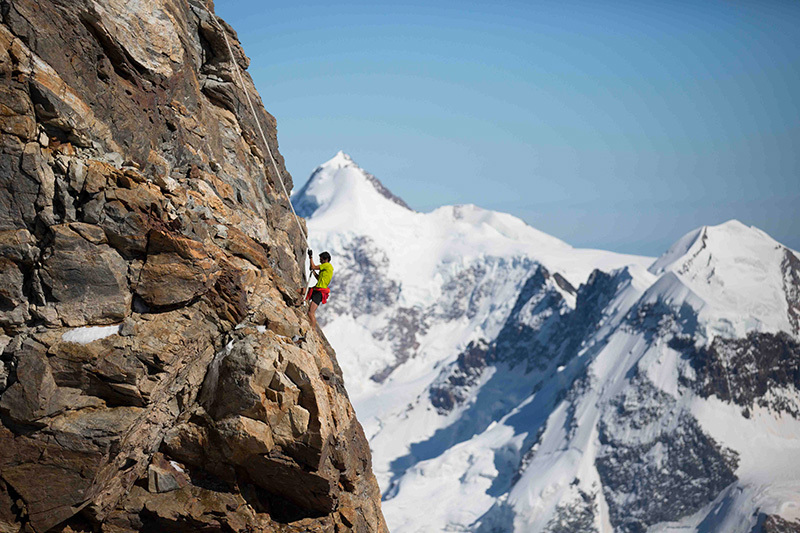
{"left": 146, "top": 150, "right": 171, "bottom": 185}
{"left": 162, "top": 420, "right": 210, "bottom": 467}
{"left": 113, "top": 484, "right": 264, "bottom": 532}
{"left": 0, "top": 480, "right": 19, "bottom": 533}
{"left": 102, "top": 208, "right": 151, "bottom": 258}
{"left": 289, "top": 404, "right": 311, "bottom": 435}
{"left": 84, "top": 160, "right": 117, "bottom": 194}
{"left": 213, "top": 415, "right": 275, "bottom": 462}
{"left": 0, "top": 0, "right": 387, "bottom": 531}
{"left": 0, "top": 229, "right": 37, "bottom": 263}
{"left": 136, "top": 230, "right": 220, "bottom": 307}
{"left": 70, "top": 222, "right": 107, "bottom": 245}
{"left": 223, "top": 225, "right": 271, "bottom": 269}
{"left": 0, "top": 419, "right": 104, "bottom": 533}
{"left": 147, "top": 453, "right": 190, "bottom": 493}
{"left": 204, "top": 333, "right": 279, "bottom": 420}
{"left": 0, "top": 339, "right": 59, "bottom": 422}
{"left": 0, "top": 85, "right": 35, "bottom": 140}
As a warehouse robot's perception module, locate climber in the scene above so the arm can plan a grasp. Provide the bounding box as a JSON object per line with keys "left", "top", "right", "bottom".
{"left": 305, "top": 250, "right": 333, "bottom": 329}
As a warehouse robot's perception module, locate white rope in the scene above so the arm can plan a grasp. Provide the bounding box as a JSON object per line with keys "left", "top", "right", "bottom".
{"left": 208, "top": 13, "right": 314, "bottom": 294}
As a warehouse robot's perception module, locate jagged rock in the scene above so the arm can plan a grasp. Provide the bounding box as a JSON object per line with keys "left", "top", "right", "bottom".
{"left": 213, "top": 415, "right": 276, "bottom": 461}
{"left": 147, "top": 453, "right": 190, "bottom": 493}
{"left": 0, "top": 1, "right": 386, "bottom": 531}
{"left": 136, "top": 230, "right": 220, "bottom": 308}
{"left": 0, "top": 229, "right": 37, "bottom": 263}
{"left": 0, "top": 338, "right": 59, "bottom": 422}
{"left": 544, "top": 489, "right": 598, "bottom": 533}
{"left": 430, "top": 338, "right": 493, "bottom": 413}
{"left": 0, "top": 84, "right": 36, "bottom": 140}
{"left": 782, "top": 248, "right": 800, "bottom": 337}
{"left": 0, "top": 480, "right": 17, "bottom": 533}
{"left": 0, "top": 257, "right": 27, "bottom": 328}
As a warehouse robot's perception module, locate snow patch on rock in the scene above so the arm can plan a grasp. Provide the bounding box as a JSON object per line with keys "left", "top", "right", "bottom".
{"left": 61, "top": 324, "right": 121, "bottom": 344}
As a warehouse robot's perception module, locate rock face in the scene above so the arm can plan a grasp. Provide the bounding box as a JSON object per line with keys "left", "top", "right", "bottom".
{"left": 676, "top": 331, "right": 800, "bottom": 417}
{"left": 0, "top": 1, "right": 386, "bottom": 532}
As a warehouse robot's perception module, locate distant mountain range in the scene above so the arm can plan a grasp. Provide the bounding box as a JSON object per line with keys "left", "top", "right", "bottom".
{"left": 293, "top": 152, "right": 800, "bottom": 533}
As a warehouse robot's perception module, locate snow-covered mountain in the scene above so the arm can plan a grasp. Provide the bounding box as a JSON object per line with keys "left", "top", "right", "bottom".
{"left": 293, "top": 152, "right": 800, "bottom": 532}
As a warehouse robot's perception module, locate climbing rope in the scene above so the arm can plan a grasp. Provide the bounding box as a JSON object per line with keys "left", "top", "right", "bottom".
{"left": 206, "top": 11, "right": 314, "bottom": 297}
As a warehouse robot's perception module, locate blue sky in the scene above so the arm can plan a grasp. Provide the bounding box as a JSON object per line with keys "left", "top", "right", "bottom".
{"left": 215, "top": 0, "right": 800, "bottom": 256}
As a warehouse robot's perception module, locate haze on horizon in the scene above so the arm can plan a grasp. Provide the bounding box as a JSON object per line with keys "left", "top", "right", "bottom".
{"left": 215, "top": 0, "right": 800, "bottom": 257}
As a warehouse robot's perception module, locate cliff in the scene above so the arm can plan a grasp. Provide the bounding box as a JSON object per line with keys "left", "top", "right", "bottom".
{"left": 0, "top": 1, "right": 387, "bottom": 531}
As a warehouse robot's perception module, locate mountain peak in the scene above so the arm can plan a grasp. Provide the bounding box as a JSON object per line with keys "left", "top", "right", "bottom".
{"left": 712, "top": 218, "right": 749, "bottom": 231}
{"left": 649, "top": 219, "right": 775, "bottom": 276}
{"left": 647, "top": 220, "right": 794, "bottom": 337}
{"left": 292, "top": 151, "right": 412, "bottom": 218}
{"left": 325, "top": 150, "right": 355, "bottom": 169}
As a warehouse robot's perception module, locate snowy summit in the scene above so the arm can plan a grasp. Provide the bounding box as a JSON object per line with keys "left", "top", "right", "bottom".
{"left": 293, "top": 150, "right": 411, "bottom": 220}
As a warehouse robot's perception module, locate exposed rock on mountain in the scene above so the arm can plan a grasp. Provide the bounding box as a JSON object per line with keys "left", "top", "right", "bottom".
{"left": 596, "top": 374, "right": 739, "bottom": 532}
{"left": 783, "top": 249, "right": 800, "bottom": 337}
{"left": 758, "top": 515, "right": 800, "bottom": 532}
{"left": 0, "top": 1, "right": 386, "bottom": 532}
{"left": 430, "top": 339, "right": 493, "bottom": 414}
{"left": 675, "top": 331, "right": 800, "bottom": 417}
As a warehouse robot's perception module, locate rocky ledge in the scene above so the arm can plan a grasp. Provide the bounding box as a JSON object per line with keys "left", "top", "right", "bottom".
{"left": 0, "top": 0, "right": 386, "bottom": 531}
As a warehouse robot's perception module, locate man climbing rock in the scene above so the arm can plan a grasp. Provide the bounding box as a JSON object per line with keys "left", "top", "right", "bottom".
{"left": 305, "top": 250, "right": 333, "bottom": 328}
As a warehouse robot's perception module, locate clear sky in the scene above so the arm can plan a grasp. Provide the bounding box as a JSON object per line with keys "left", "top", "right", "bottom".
{"left": 214, "top": 0, "right": 800, "bottom": 256}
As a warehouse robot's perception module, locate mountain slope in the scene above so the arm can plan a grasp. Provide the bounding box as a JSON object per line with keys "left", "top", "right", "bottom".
{"left": 294, "top": 153, "right": 800, "bottom": 532}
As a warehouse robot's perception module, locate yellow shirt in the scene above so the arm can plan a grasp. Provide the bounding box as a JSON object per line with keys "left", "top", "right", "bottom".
{"left": 315, "top": 262, "right": 333, "bottom": 289}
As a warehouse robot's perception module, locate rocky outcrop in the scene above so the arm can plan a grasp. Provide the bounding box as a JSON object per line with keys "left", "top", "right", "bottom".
{"left": 543, "top": 490, "right": 597, "bottom": 533}
{"left": 782, "top": 248, "right": 800, "bottom": 338}
{"left": 757, "top": 514, "right": 800, "bottom": 533}
{"left": 675, "top": 331, "right": 800, "bottom": 418}
{"left": 596, "top": 375, "right": 739, "bottom": 533}
{"left": 429, "top": 339, "right": 493, "bottom": 414}
{"left": 0, "top": 1, "right": 386, "bottom": 532}
{"left": 490, "top": 265, "right": 626, "bottom": 376}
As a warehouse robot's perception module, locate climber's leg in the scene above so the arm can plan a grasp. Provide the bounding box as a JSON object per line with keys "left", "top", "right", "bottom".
{"left": 308, "top": 301, "right": 318, "bottom": 328}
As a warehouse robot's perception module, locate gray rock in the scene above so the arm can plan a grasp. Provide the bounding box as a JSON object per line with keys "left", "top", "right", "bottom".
{"left": 545, "top": 489, "right": 598, "bottom": 533}
{"left": 0, "top": 257, "right": 29, "bottom": 328}
{"left": 68, "top": 158, "right": 87, "bottom": 193}
{"left": 39, "top": 224, "right": 131, "bottom": 326}
{"left": 120, "top": 317, "right": 136, "bottom": 336}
